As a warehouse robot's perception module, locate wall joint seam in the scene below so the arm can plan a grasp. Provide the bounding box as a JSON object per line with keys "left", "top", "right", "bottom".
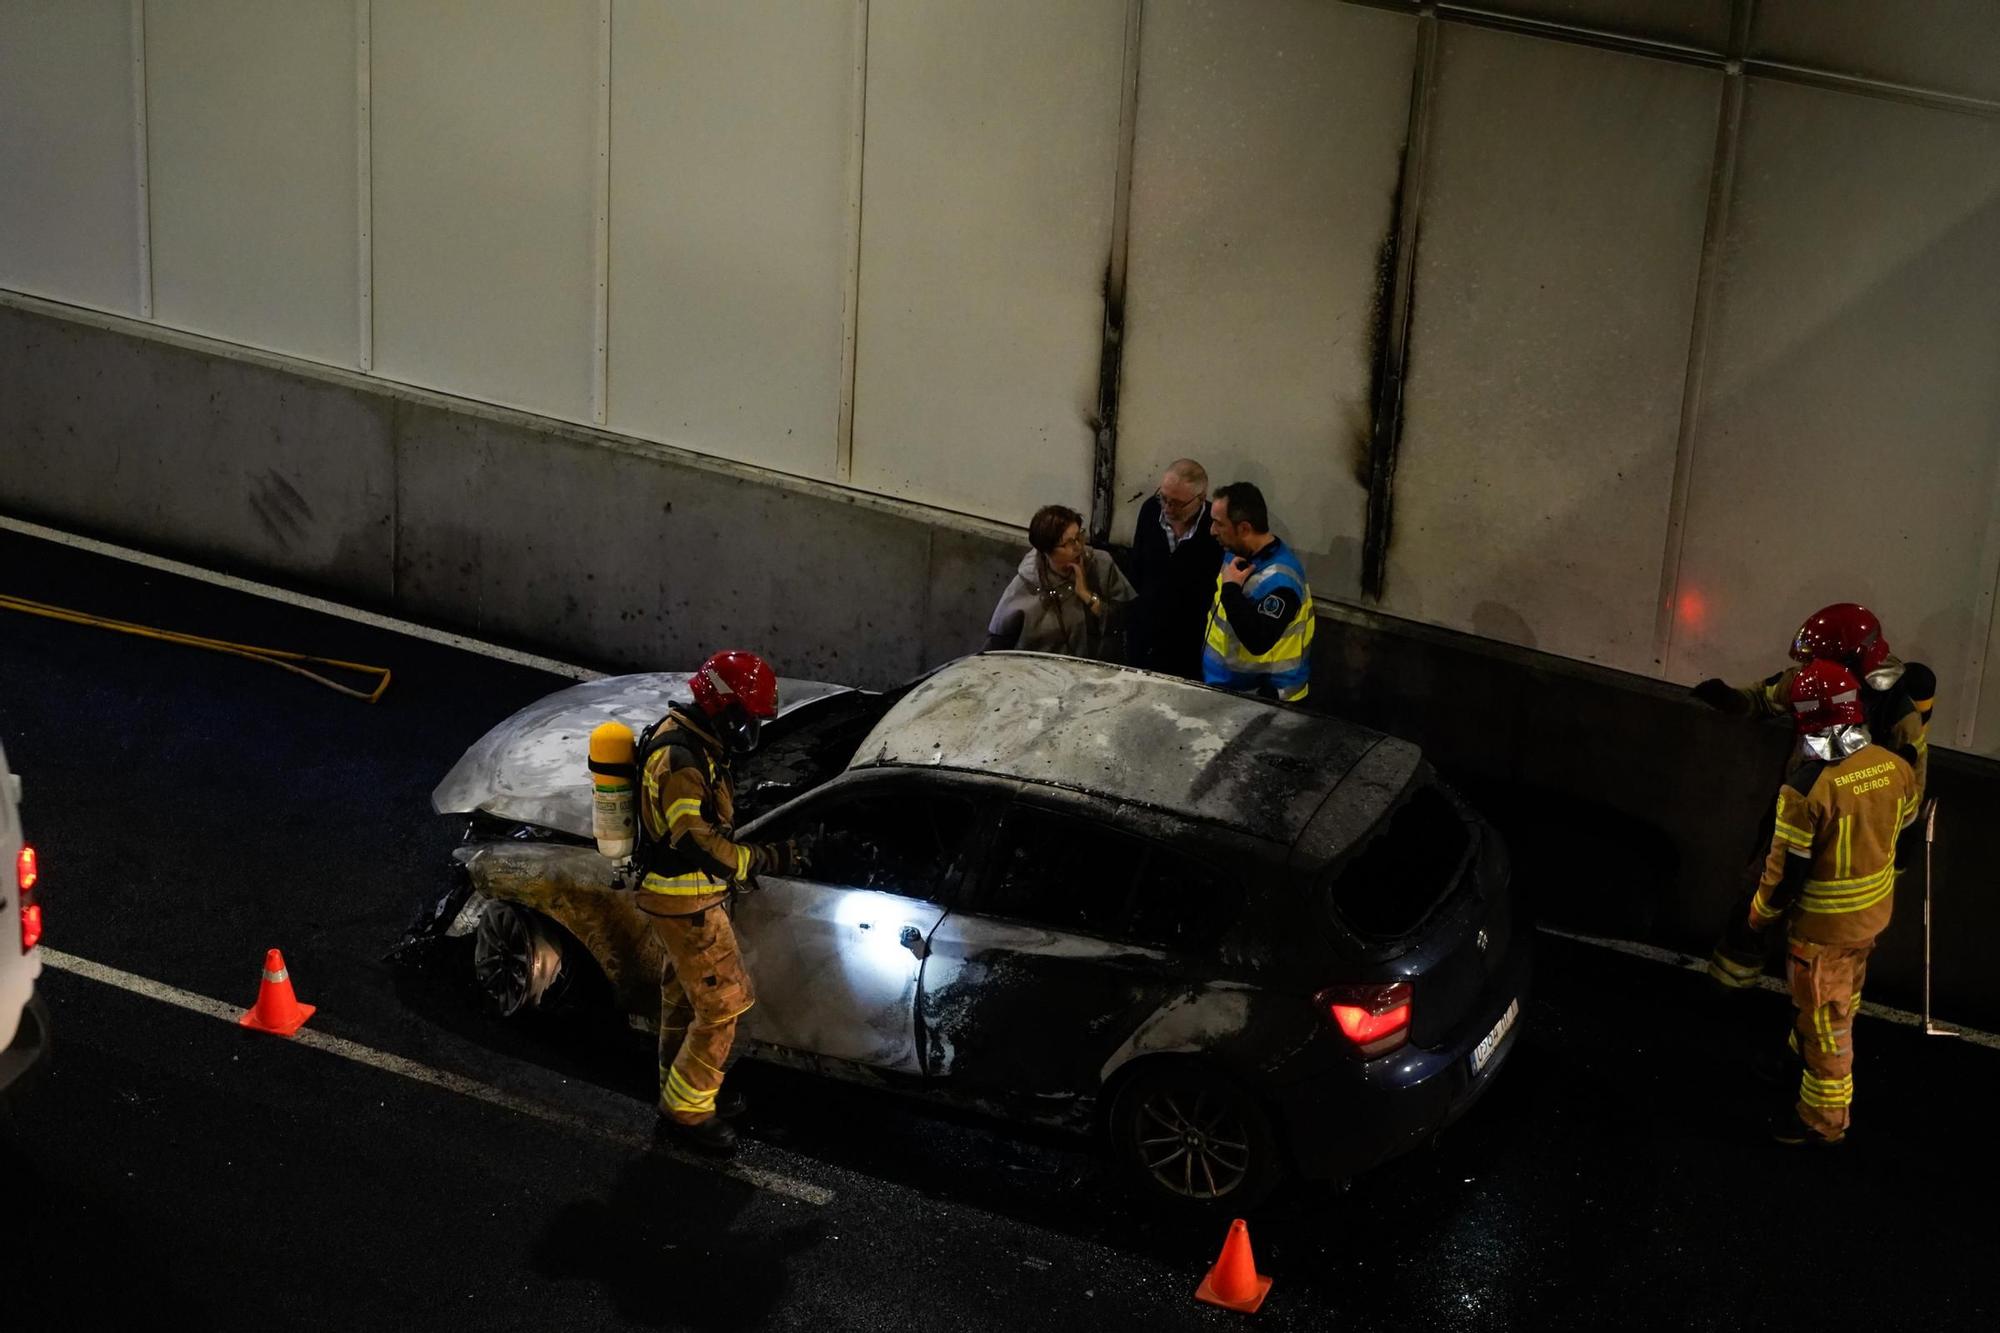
{"left": 1650, "top": 0, "right": 1750, "bottom": 673}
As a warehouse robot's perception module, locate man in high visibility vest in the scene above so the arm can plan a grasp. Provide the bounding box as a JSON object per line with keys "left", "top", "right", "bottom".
{"left": 1202, "top": 482, "right": 1315, "bottom": 702}
{"left": 634, "top": 649, "right": 806, "bottom": 1157}
{"left": 1747, "top": 659, "right": 1918, "bottom": 1146}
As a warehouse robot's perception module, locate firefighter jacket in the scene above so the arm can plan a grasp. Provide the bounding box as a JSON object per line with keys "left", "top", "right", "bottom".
{"left": 1732, "top": 662, "right": 1935, "bottom": 797}
{"left": 1750, "top": 743, "right": 1919, "bottom": 947}
{"left": 1202, "top": 537, "right": 1314, "bottom": 701}
{"left": 635, "top": 708, "right": 781, "bottom": 912}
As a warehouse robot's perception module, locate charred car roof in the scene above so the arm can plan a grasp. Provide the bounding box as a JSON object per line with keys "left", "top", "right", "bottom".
{"left": 849, "top": 654, "right": 1415, "bottom": 847}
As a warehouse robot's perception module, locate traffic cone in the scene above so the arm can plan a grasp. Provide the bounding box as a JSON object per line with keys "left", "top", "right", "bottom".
{"left": 1194, "top": 1217, "right": 1273, "bottom": 1314}
{"left": 239, "top": 948, "right": 316, "bottom": 1037}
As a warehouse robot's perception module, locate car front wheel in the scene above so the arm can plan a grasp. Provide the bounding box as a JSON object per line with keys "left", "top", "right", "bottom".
{"left": 1109, "top": 1062, "right": 1283, "bottom": 1211}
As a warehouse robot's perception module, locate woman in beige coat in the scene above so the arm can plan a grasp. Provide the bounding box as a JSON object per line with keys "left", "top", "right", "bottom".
{"left": 984, "top": 504, "right": 1136, "bottom": 659}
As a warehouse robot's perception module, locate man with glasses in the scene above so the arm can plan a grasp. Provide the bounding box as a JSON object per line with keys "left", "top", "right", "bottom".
{"left": 1126, "top": 458, "right": 1222, "bottom": 679}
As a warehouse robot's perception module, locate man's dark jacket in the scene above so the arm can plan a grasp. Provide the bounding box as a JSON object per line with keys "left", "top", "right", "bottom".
{"left": 1125, "top": 494, "right": 1224, "bottom": 680}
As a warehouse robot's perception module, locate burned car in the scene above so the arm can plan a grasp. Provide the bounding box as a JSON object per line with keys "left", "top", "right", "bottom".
{"left": 422, "top": 653, "right": 1529, "bottom": 1207}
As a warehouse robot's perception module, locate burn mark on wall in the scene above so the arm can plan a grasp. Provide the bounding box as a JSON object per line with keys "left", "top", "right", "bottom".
{"left": 1358, "top": 17, "right": 1439, "bottom": 603}
{"left": 248, "top": 467, "right": 314, "bottom": 550}
{"left": 1361, "top": 215, "right": 1421, "bottom": 602}
{"left": 1089, "top": 256, "right": 1125, "bottom": 544}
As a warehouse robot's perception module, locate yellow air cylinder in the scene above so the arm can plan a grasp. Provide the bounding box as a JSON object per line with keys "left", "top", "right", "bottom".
{"left": 588, "top": 721, "right": 637, "bottom": 862}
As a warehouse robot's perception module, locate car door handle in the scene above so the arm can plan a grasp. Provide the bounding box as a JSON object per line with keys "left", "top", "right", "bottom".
{"left": 900, "top": 925, "right": 929, "bottom": 960}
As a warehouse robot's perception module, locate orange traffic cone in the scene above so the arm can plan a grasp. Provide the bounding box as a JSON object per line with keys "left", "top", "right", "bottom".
{"left": 1195, "top": 1217, "right": 1273, "bottom": 1315}
{"left": 239, "top": 948, "right": 316, "bottom": 1037}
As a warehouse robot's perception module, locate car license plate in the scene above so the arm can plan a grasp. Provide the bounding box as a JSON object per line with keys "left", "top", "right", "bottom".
{"left": 1471, "top": 997, "right": 1520, "bottom": 1075}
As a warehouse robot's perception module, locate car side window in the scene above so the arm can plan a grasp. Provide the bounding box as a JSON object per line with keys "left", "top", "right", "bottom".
{"left": 791, "top": 790, "right": 978, "bottom": 902}
{"left": 979, "top": 805, "right": 1239, "bottom": 951}
{"left": 982, "top": 806, "right": 1146, "bottom": 937}
{"left": 1126, "top": 852, "right": 1237, "bottom": 952}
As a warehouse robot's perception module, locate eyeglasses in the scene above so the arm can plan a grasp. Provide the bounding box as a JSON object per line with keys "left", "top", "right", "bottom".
{"left": 1157, "top": 490, "right": 1207, "bottom": 518}
{"left": 1055, "top": 531, "right": 1086, "bottom": 550}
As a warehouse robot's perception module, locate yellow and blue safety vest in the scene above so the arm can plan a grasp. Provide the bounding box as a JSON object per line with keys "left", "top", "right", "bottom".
{"left": 1202, "top": 538, "right": 1314, "bottom": 702}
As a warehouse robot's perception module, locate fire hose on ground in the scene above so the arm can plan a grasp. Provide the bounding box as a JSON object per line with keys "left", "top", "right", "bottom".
{"left": 0, "top": 592, "right": 392, "bottom": 703}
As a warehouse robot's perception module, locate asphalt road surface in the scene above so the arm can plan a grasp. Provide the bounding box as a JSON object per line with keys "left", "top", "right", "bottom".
{"left": 3, "top": 523, "right": 1997, "bottom": 1331}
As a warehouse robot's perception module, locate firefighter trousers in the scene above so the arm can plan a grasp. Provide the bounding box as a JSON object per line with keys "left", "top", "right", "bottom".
{"left": 644, "top": 903, "right": 756, "bottom": 1125}
{"left": 1786, "top": 938, "right": 1871, "bottom": 1141}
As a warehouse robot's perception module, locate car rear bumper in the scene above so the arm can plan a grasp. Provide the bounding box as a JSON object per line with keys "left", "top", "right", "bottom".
{"left": 0, "top": 991, "right": 52, "bottom": 1097}
{"left": 1274, "top": 925, "right": 1533, "bottom": 1181}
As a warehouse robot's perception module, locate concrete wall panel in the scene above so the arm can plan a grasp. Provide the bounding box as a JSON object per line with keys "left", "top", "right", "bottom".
{"left": 1385, "top": 28, "right": 1719, "bottom": 671}
{"left": 394, "top": 410, "right": 941, "bottom": 688}
{"left": 848, "top": 0, "right": 1129, "bottom": 526}
{"left": 145, "top": 0, "right": 359, "bottom": 367}
{"left": 1751, "top": 1, "right": 2000, "bottom": 104}
{"left": 370, "top": 1, "right": 598, "bottom": 421}
{"left": 1445, "top": 1, "right": 1732, "bottom": 51}
{"left": 1669, "top": 81, "right": 2000, "bottom": 744}
{"left": 606, "top": 1, "right": 856, "bottom": 481}
{"left": 0, "top": 306, "right": 394, "bottom": 591}
{"left": 1114, "top": 0, "right": 1416, "bottom": 599}
{"left": 0, "top": 0, "right": 142, "bottom": 314}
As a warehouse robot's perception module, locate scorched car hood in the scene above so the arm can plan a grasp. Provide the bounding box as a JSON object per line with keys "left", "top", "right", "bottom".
{"left": 432, "top": 672, "right": 852, "bottom": 839}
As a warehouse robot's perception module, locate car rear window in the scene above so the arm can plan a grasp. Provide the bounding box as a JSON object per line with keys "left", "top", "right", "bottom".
{"left": 1324, "top": 783, "right": 1472, "bottom": 938}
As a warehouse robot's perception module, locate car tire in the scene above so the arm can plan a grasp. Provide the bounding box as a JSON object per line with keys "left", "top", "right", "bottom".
{"left": 1108, "top": 1061, "right": 1284, "bottom": 1213}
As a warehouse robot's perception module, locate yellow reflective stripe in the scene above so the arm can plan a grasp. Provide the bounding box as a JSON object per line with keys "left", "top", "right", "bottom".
{"left": 1773, "top": 821, "right": 1813, "bottom": 848}
{"left": 1799, "top": 1072, "right": 1854, "bottom": 1107}
{"left": 1804, "top": 860, "right": 1898, "bottom": 892}
{"left": 641, "top": 870, "right": 727, "bottom": 895}
{"left": 1708, "top": 952, "right": 1761, "bottom": 986}
{"left": 1800, "top": 878, "right": 1895, "bottom": 914}
{"left": 1208, "top": 620, "right": 1315, "bottom": 668}
{"left": 663, "top": 1066, "right": 716, "bottom": 1114}
{"left": 664, "top": 798, "right": 703, "bottom": 825}
{"left": 735, "top": 845, "right": 750, "bottom": 881}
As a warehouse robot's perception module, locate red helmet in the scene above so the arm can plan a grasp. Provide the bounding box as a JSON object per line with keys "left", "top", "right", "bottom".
{"left": 689, "top": 650, "right": 779, "bottom": 752}
{"left": 1788, "top": 659, "right": 1865, "bottom": 734}
{"left": 1790, "top": 603, "right": 1892, "bottom": 677}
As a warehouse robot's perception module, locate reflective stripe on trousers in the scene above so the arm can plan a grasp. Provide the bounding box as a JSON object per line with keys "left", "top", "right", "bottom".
{"left": 648, "top": 906, "right": 755, "bottom": 1123}
{"left": 1786, "top": 938, "right": 1871, "bottom": 1141}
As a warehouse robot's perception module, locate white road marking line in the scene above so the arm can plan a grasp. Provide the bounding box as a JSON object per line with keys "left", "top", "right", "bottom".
{"left": 37, "top": 948, "right": 832, "bottom": 1207}
{"left": 1536, "top": 925, "right": 2000, "bottom": 1052}
{"left": 0, "top": 516, "right": 602, "bottom": 683}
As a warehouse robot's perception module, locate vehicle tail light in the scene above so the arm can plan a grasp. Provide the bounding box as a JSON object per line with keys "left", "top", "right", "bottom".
{"left": 17, "top": 844, "right": 41, "bottom": 952}
{"left": 1317, "top": 980, "right": 1412, "bottom": 1057}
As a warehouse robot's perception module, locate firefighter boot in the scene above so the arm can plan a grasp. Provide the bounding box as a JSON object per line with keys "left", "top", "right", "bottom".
{"left": 655, "top": 1112, "right": 739, "bottom": 1158}
{"left": 716, "top": 1086, "right": 748, "bottom": 1119}
{"left": 1771, "top": 1108, "right": 1843, "bottom": 1148}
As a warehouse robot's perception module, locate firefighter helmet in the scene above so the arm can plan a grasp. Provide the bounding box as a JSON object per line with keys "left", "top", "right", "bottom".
{"left": 690, "top": 650, "right": 780, "bottom": 753}
{"left": 1788, "top": 659, "right": 1866, "bottom": 734}
{"left": 1790, "top": 603, "right": 1892, "bottom": 677}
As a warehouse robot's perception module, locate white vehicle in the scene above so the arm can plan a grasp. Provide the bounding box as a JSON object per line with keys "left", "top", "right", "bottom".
{"left": 0, "top": 738, "right": 50, "bottom": 1101}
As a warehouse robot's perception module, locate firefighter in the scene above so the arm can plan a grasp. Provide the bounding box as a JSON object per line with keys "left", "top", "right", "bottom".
{"left": 634, "top": 649, "right": 806, "bottom": 1157}
{"left": 1745, "top": 660, "right": 1918, "bottom": 1145}
{"left": 1202, "top": 481, "right": 1315, "bottom": 702}
{"left": 1692, "top": 603, "right": 1935, "bottom": 989}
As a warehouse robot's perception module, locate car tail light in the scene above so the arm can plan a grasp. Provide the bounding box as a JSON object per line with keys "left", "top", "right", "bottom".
{"left": 1317, "top": 981, "right": 1412, "bottom": 1057}
{"left": 17, "top": 844, "right": 41, "bottom": 952}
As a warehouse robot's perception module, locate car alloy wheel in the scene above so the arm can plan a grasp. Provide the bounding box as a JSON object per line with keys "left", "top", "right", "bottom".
{"left": 1136, "top": 1085, "right": 1253, "bottom": 1200}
